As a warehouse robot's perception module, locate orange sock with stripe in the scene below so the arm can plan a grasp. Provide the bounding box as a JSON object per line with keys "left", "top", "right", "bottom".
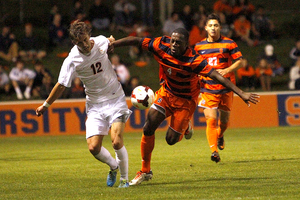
{"left": 141, "top": 134, "right": 155, "bottom": 173}
{"left": 218, "top": 120, "right": 229, "bottom": 138}
{"left": 206, "top": 118, "right": 218, "bottom": 152}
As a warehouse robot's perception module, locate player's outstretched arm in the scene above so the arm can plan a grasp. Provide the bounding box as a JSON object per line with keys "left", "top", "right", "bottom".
{"left": 36, "top": 82, "right": 66, "bottom": 116}
{"left": 111, "top": 36, "right": 143, "bottom": 48}
{"left": 209, "top": 70, "right": 259, "bottom": 106}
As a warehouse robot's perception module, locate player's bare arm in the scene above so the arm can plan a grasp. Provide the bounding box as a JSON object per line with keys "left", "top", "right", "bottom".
{"left": 111, "top": 36, "right": 143, "bottom": 48}
{"left": 209, "top": 70, "right": 259, "bottom": 106}
{"left": 35, "top": 83, "right": 66, "bottom": 116}
{"left": 216, "top": 59, "right": 243, "bottom": 76}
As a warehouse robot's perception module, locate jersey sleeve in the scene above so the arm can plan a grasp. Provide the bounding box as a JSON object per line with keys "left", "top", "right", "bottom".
{"left": 94, "top": 35, "right": 109, "bottom": 54}
{"left": 140, "top": 36, "right": 161, "bottom": 53}
{"left": 229, "top": 41, "right": 243, "bottom": 61}
{"left": 58, "top": 56, "right": 75, "bottom": 88}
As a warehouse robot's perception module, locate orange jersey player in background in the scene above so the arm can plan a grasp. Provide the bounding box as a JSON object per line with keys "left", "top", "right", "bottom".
{"left": 110, "top": 28, "right": 259, "bottom": 185}
{"left": 194, "top": 13, "right": 244, "bottom": 163}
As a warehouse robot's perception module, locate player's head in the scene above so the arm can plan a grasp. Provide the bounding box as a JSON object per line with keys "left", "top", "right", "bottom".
{"left": 205, "top": 13, "right": 221, "bottom": 39}
{"left": 69, "top": 20, "right": 93, "bottom": 55}
{"left": 170, "top": 28, "right": 189, "bottom": 57}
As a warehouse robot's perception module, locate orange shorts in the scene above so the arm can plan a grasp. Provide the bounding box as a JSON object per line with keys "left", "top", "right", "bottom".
{"left": 152, "top": 86, "right": 197, "bottom": 134}
{"left": 198, "top": 92, "right": 233, "bottom": 111}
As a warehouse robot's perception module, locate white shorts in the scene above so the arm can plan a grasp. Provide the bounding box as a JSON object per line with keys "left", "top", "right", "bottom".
{"left": 85, "top": 94, "right": 132, "bottom": 139}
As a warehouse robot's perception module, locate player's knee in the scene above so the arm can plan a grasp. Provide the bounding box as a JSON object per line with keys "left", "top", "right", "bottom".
{"left": 165, "top": 135, "right": 178, "bottom": 145}
{"left": 207, "top": 118, "right": 217, "bottom": 128}
{"left": 88, "top": 144, "right": 100, "bottom": 155}
{"left": 143, "top": 126, "right": 155, "bottom": 136}
{"left": 111, "top": 140, "right": 122, "bottom": 150}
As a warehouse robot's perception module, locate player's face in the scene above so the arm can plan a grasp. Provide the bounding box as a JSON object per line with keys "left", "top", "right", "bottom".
{"left": 170, "top": 32, "right": 188, "bottom": 57}
{"left": 72, "top": 33, "right": 92, "bottom": 55}
{"left": 205, "top": 19, "right": 221, "bottom": 39}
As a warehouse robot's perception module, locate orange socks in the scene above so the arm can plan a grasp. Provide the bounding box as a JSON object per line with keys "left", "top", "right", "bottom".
{"left": 218, "top": 120, "right": 229, "bottom": 138}
{"left": 206, "top": 118, "right": 218, "bottom": 152}
{"left": 141, "top": 134, "right": 155, "bottom": 173}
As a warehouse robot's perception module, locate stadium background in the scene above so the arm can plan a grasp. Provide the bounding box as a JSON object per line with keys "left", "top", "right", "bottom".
{"left": 1, "top": 0, "right": 300, "bottom": 137}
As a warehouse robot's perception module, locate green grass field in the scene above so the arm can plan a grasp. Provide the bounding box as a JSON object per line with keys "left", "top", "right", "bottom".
{"left": 1, "top": 126, "right": 299, "bottom": 200}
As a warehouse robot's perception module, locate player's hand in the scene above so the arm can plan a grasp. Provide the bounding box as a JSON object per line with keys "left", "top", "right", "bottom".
{"left": 107, "top": 35, "right": 115, "bottom": 43}
{"left": 216, "top": 68, "right": 229, "bottom": 76}
{"left": 36, "top": 105, "right": 48, "bottom": 116}
{"left": 241, "top": 92, "right": 260, "bottom": 107}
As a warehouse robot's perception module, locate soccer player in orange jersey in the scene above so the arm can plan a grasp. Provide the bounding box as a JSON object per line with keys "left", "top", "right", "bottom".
{"left": 110, "top": 28, "right": 259, "bottom": 185}
{"left": 195, "top": 13, "right": 244, "bottom": 163}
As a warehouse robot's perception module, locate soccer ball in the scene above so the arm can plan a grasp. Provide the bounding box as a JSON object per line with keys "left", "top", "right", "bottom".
{"left": 130, "top": 85, "right": 155, "bottom": 110}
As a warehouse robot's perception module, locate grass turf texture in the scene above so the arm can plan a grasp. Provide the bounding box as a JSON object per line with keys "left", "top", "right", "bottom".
{"left": 1, "top": 126, "right": 299, "bottom": 200}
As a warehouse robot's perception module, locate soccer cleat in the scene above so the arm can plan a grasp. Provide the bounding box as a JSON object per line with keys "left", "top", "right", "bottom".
{"left": 118, "top": 179, "right": 129, "bottom": 188}
{"left": 211, "top": 151, "right": 221, "bottom": 163}
{"left": 184, "top": 121, "right": 194, "bottom": 140}
{"left": 129, "top": 170, "right": 153, "bottom": 186}
{"left": 218, "top": 136, "right": 225, "bottom": 150}
{"left": 107, "top": 168, "right": 118, "bottom": 187}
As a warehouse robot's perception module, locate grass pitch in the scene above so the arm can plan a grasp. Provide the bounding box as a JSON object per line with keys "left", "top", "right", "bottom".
{"left": 0, "top": 126, "right": 299, "bottom": 200}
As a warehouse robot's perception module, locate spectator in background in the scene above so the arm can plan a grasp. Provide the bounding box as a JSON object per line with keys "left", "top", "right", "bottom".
{"left": 255, "top": 58, "right": 272, "bottom": 91}
{"left": 213, "top": 0, "right": 233, "bottom": 23}
{"left": 71, "top": 0, "right": 86, "bottom": 21}
{"left": 237, "top": 58, "right": 256, "bottom": 91}
{"left": 141, "top": 0, "right": 154, "bottom": 29}
{"left": 259, "top": 44, "right": 284, "bottom": 76}
{"left": 9, "top": 59, "right": 36, "bottom": 99}
{"left": 288, "top": 58, "right": 300, "bottom": 90}
{"left": 88, "top": 0, "right": 112, "bottom": 30}
{"left": 69, "top": 77, "right": 85, "bottom": 98}
{"left": 114, "top": 0, "right": 137, "bottom": 31}
{"left": 32, "top": 61, "right": 52, "bottom": 98}
{"left": 251, "top": 5, "right": 276, "bottom": 42}
{"left": 231, "top": 0, "right": 255, "bottom": 21}
{"left": 39, "top": 72, "right": 54, "bottom": 99}
{"left": 289, "top": 40, "right": 300, "bottom": 65}
{"left": 125, "top": 76, "right": 140, "bottom": 96}
{"left": 162, "top": 12, "right": 185, "bottom": 36}
{"left": 18, "top": 23, "right": 47, "bottom": 62}
{"left": 233, "top": 14, "right": 257, "bottom": 47}
{"left": 219, "top": 12, "right": 233, "bottom": 38}
{"left": 48, "top": 13, "right": 68, "bottom": 48}
{"left": 128, "top": 24, "right": 151, "bottom": 63}
{"left": 189, "top": 17, "right": 207, "bottom": 47}
{"left": 180, "top": 4, "right": 194, "bottom": 32}
{"left": 111, "top": 54, "right": 130, "bottom": 92}
{"left": 0, "top": 63, "right": 11, "bottom": 96}
{"left": 193, "top": 4, "right": 208, "bottom": 23}
{"left": 0, "top": 26, "right": 18, "bottom": 63}
{"left": 159, "top": 0, "right": 174, "bottom": 26}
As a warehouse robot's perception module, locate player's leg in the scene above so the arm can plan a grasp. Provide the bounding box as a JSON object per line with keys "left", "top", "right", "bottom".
{"left": 217, "top": 110, "right": 230, "bottom": 150}
{"left": 130, "top": 107, "right": 165, "bottom": 186}
{"left": 217, "top": 92, "right": 233, "bottom": 150}
{"left": 86, "top": 103, "right": 118, "bottom": 186}
{"left": 110, "top": 120, "right": 129, "bottom": 188}
{"left": 203, "top": 108, "right": 219, "bottom": 153}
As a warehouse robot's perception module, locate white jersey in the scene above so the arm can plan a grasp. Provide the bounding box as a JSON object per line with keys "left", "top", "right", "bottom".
{"left": 9, "top": 67, "right": 36, "bottom": 81}
{"left": 58, "top": 35, "right": 124, "bottom": 103}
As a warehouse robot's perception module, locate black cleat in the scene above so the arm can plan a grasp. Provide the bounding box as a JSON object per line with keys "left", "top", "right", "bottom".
{"left": 218, "top": 136, "right": 225, "bottom": 150}
{"left": 211, "top": 151, "right": 221, "bottom": 163}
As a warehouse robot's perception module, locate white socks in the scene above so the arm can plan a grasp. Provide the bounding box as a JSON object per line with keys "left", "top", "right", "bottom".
{"left": 115, "top": 146, "right": 128, "bottom": 181}
{"left": 94, "top": 146, "right": 118, "bottom": 170}
{"left": 94, "top": 146, "right": 128, "bottom": 181}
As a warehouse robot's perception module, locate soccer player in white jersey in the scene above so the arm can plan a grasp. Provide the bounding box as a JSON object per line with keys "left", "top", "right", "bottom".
{"left": 35, "top": 21, "right": 132, "bottom": 188}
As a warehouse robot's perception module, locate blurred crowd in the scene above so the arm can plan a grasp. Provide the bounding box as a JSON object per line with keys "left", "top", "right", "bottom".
{"left": 1, "top": 0, "right": 300, "bottom": 101}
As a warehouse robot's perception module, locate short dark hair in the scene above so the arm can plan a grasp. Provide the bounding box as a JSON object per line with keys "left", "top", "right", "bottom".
{"left": 69, "top": 20, "right": 92, "bottom": 41}
{"left": 206, "top": 13, "right": 221, "bottom": 25}
{"left": 172, "top": 28, "right": 189, "bottom": 43}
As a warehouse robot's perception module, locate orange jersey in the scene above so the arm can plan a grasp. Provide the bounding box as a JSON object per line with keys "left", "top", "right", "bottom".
{"left": 140, "top": 36, "right": 213, "bottom": 101}
{"left": 194, "top": 36, "right": 243, "bottom": 94}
